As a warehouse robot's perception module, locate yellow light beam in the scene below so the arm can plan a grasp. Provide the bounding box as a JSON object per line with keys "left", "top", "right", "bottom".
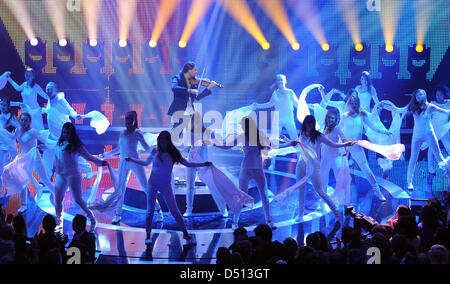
{"left": 82, "top": 0, "right": 102, "bottom": 41}
{"left": 255, "top": 0, "right": 298, "bottom": 47}
{"left": 378, "top": 0, "right": 406, "bottom": 46}
{"left": 118, "top": 0, "right": 138, "bottom": 41}
{"left": 4, "top": 0, "right": 36, "bottom": 41}
{"left": 43, "top": 0, "right": 67, "bottom": 41}
{"left": 219, "top": 0, "right": 269, "bottom": 48}
{"left": 289, "top": 0, "right": 327, "bottom": 45}
{"left": 334, "top": 0, "right": 361, "bottom": 45}
{"left": 414, "top": 0, "right": 433, "bottom": 45}
{"left": 179, "top": 0, "right": 213, "bottom": 46}
{"left": 150, "top": 0, "right": 179, "bottom": 44}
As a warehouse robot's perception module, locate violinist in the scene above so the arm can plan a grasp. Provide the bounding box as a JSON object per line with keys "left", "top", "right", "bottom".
{"left": 168, "top": 62, "right": 218, "bottom": 124}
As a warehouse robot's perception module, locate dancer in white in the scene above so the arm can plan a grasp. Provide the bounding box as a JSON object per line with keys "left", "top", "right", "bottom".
{"left": 340, "top": 93, "right": 391, "bottom": 200}
{"left": 365, "top": 100, "right": 407, "bottom": 178}
{"left": 7, "top": 68, "right": 47, "bottom": 130}
{"left": 426, "top": 85, "right": 450, "bottom": 179}
{"left": 0, "top": 97, "right": 19, "bottom": 193}
{"left": 6, "top": 113, "right": 56, "bottom": 213}
{"left": 39, "top": 122, "right": 107, "bottom": 233}
{"left": 219, "top": 117, "right": 276, "bottom": 230}
{"left": 100, "top": 111, "right": 163, "bottom": 224}
{"left": 320, "top": 109, "right": 351, "bottom": 205}
{"left": 41, "top": 82, "right": 92, "bottom": 180}
{"left": 319, "top": 87, "right": 351, "bottom": 120}
{"left": 355, "top": 71, "right": 380, "bottom": 112}
{"left": 394, "top": 89, "right": 450, "bottom": 190}
{"left": 254, "top": 74, "right": 299, "bottom": 170}
{"left": 126, "top": 131, "right": 210, "bottom": 245}
{"left": 275, "top": 115, "right": 355, "bottom": 225}
{"left": 182, "top": 112, "right": 229, "bottom": 217}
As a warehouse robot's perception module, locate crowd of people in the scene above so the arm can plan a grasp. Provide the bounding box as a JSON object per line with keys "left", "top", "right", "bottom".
{"left": 216, "top": 196, "right": 450, "bottom": 264}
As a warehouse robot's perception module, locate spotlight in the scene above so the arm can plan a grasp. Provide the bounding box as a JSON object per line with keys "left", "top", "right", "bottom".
{"left": 291, "top": 42, "right": 300, "bottom": 51}
{"left": 262, "top": 42, "right": 270, "bottom": 50}
{"left": 30, "top": 38, "right": 38, "bottom": 46}
{"left": 178, "top": 40, "right": 187, "bottom": 48}
{"left": 89, "top": 39, "right": 98, "bottom": 47}
{"left": 119, "top": 39, "right": 127, "bottom": 47}
{"left": 355, "top": 43, "right": 364, "bottom": 52}
{"left": 415, "top": 44, "right": 424, "bottom": 53}
{"left": 149, "top": 40, "right": 157, "bottom": 48}
{"left": 321, "top": 43, "right": 330, "bottom": 51}
{"left": 385, "top": 44, "right": 394, "bottom": 53}
{"left": 59, "top": 39, "right": 67, "bottom": 47}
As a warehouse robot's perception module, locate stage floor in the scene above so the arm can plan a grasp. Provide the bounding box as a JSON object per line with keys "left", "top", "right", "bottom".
{"left": 1, "top": 152, "right": 448, "bottom": 264}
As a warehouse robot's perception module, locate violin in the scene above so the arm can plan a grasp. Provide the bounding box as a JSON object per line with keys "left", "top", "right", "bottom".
{"left": 189, "top": 77, "right": 224, "bottom": 88}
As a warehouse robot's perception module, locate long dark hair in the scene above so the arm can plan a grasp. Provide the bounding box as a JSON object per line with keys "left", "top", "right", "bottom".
{"left": 242, "top": 117, "right": 268, "bottom": 152}
{"left": 157, "top": 131, "right": 182, "bottom": 164}
{"left": 181, "top": 62, "right": 195, "bottom": 75}
{"left": 324, "top": 109, "right": 339, "bottom": 135}
{"left": 407, "top": 89, "right": 427, "bottom": 115}
{"left": 25, "top": 67, "right": 36, "bottom": 88}
{"left": 301, "top": 115, "right": 322, "bottom": 144}
{"left": 58, "top": 122, "right": 84, "bottom": 152}
{"left": 125, "top": 111, "right": 138, "bottom": 132}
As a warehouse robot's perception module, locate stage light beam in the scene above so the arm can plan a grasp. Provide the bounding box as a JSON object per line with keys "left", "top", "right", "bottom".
{"left": 335, "top": 0, "right": 361, "bottom": 46}
{"left": 179, "top": 0, "right": 213, "bottom": 47}
{"left": 355, "top": 43, "right": 364, "bottom": 52}
{"left": 219, "top": 0, "right": 269, "bottom": 49}
{"left": 378, "top": 0, "right": 406, "bottom": 52}
{"left": 59, "top": 39, "right": 68, "bottom": 47}
{"left": 30, "top": 38, "right": 39, "bottom": 46}
{"left": 386, "top": 44, "right": 394, "bottom": 53}
{"left": 414, "top": 0, "right": 433, "bottom": 47}
{"left": 415, "top": 44, "right": 424, "bottom": 53}
{"left": 289, "top": 0, "right": 327, "bottom": 47}
{"left": 82, "top": 0, "right": 102, "bottom": 45}
{"left": 256, "top": 0, "right": 299, "bottom": 49}
{"left": 150, "top": 0, "right": 179, "bottom": 46}
{"left": 149, "top": 40, "right": 157, "bottom": 48}
{"left": 44, "top": 0, "right": 67, "bottom": 43}
{"left": 118, "top": 0, "right": 138, "bottom": 45}
{"left": 321, "top": 43, "right": 330, "bottom": 51}
{"left": 4, "top": 0, "right": 36, "bottom": 41}
{"left": 119, "top": 40, "right": 127, "bottom": 47}
{"left": 89, "top": 39, "right": 98, "bottom": 47}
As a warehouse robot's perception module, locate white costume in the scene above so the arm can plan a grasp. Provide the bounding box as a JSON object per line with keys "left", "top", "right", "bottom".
{"left": 340, "top": 110, "right": 387, "bottom": 200}
{"left": 0, "top": 111, "right": 19, "bottom": 192}
{"left": 355, "top": 85, "right": 379, "bottom": 113}
{"left": 53, "top": 142, "right": 102, "bottom": 232}
{"left": 364, "top": 101, "right": 407, "bottom": 172}
{"left": 406, "top": 104, "right": 450, "bottom": 188}
{"left": 426, "top": 100, "right": 450, "bottom": 174}
{"left": 41, "top": 93, "right": 92, "bottom": 180}
{"left": 320, "top": 127, "right": 351, "bottom": 206}
{"left": 8, "top": 81, "right": 47, "bottom": 130}
{"left": 97, "top": 129, "right": 162, "bottom": 221}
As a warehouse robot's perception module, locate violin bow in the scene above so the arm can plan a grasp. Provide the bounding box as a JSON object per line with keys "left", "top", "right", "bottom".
{"left": 197, "top": 67, "right": 206, "bottom": 95}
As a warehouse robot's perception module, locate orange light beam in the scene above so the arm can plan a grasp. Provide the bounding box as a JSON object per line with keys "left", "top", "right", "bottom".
{"left": 289, "top": 0, "right": 327, "bottom": 45}
{"left": 44, "top": 0, "right": 67, "bottom": 41}
{"left": 255, "top": 0, "right": 298, "bottom": 47}
{"left": 82, "top": 0, "right": 102, "bottom": 41}
{"left": 219, "top": 0, "right": 269, "bottom": 48}
{"left": 334, "top": 0, "right": 361, "bottom": 45}
{"left": 150, "top": 0, "right": 179, "bottom": 44}
{"left": 378, "top": 0, "right": 406, "bottom": 47}
{"left": 179, "top": 0, "right": 213, "bottom": 46}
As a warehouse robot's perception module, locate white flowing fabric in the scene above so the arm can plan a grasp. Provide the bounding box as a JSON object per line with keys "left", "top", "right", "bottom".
{"left": 198, "top": 165, "right": 254, "bottom": 214}
{"left": 223, "top": 104, "right": 254, "bottom": 138}
{"left": 137, "top": 133, "right": 158, "bottom": 152}
{"left": 356, "top": 140, "right": 405, "bottom": 161}
{"left": 88, "top": 164, "right": 120, "bottom": 212}
{"left": 296, "top": 84, "right": 322, "bottom": 123}
{"left": 329, "top": 156, "right": 351, "bottom": 206}
{"left": 310, "top": 103, "right": 328, "bottom": 131}
{"left": 2, "top": 147, "right": 39, "bottom": 195}
{"left": 267, "top": 146, "right": 299, "bottom": 158}
{"left": 84, "top": 111, "right": 110, "bottom": 135}
{"left": 421, "top": 121, "right": 450, "bottom": 150}
{"left": 438, "top": 156, "right": 450, "bottom": 171}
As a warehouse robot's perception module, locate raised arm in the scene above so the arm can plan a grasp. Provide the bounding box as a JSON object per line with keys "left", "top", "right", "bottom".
{"left": 35, "top": 84, "right": 49, "bottom": 100}
{"left": 126, "top": 155, "right": 153, "bottom": 166}
{"left": 362, "top": 112, "right": 390, "bottom": 135}
{"left": 180, "top": 157, "right": 210, "bottom": 168}
{"left": 430, "top": 103, "right": 450, "bottom": 115}
{"left": 7, "top": 77, "right": 24, "bottom": 92}
{"left": 256, "top": 92, "right": 275, "bottom": 109}
{"left": 136, "top": 130, "right": 152, "bottom": 153}
{"left": 371, "top": 86, "right": 380, "bottom": 105}
{"left": 100, "top": 147, "right": 120, "bottom": 158}
{"left": 78, "top": 146, "right": 107, "bottom": 167}
{"left": 318, "top": 135, "right": 354, "bottom": 148}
